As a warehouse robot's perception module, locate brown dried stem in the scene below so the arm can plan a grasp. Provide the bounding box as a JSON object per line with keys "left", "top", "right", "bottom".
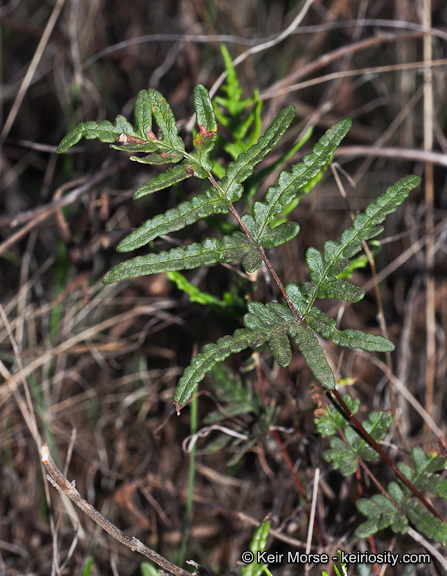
{"left": 41, "top": 444, "right": 192, "bottom": 576}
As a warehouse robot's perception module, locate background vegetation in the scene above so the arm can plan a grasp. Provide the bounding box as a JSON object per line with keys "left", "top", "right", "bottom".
{"left": 1, "top": 1, "right": 446, "bottom": 575}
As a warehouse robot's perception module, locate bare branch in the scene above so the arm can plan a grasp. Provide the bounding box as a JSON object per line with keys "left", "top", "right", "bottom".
{"left": 41, "top": 444, "right": 193, "bottom": 576}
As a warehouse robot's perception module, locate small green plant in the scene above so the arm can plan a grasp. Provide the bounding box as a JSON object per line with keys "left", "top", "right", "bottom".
{"left": 322, "top": 550, "right": 348, "bottom": 576}
{"left": 56, "top": 48, "right": 447, "bottom": 573}
{"left": 241, "top": 521, "right": 273, "bottom": 576}
{"left": 57, "top": 84, "right": 419, "bottom": 411}
{"left": 315, "top": 397, "right": 447, "bottom": 546}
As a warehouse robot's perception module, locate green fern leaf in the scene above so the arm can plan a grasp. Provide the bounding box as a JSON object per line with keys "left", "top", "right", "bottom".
{"left": 194, "top": 84, "right": 217, "bottom": 134}
{"left": 214, "top": 44, "right": 250, "bottom": 118}
{"left": 134, "top": 89, "right": 152, "bottom": 138}
{"left": 253, "top": 119, "right": 352, "bottom": 240}
{"left": 304, "top": 175, "right": 421, "bottom": 311}
{"left": 117, "top": 189, "right": 230, "bottom": 252}
{"left": 244, "top": 302, "right": 294, "bottom": 367}
{"left": 403, "top": 498, "right": 447, "bottom": 546}
{"left": 148, "top": 88, "right": 185, "bottom": 154}
{"left": 314, "top": 394, "right": 361, "bottom": 436}
{"left": 356, "top": 492, "right": 408, "bottom": 538}
{"left": 323, "top": 437, "right": 360, "bottom": 476}
{"left": 104, "top": 233, "right": 254, "bottom": 282}
{"left": 398, "top": 447, "right": 447, "bottom": 499}
{"left": 174, "top": 328, "right": 267, "bottom": 408}
{"left": 133, "top": 165, "right": 190, "bottom": 198}
{"left": 57, "top": 117, "right": 139, "bottom": 153}
{"left": 191, "top": 84, "right": 217, "bottom": 172}
{"left": 307, "top": 307, "right": 395, "bottom": 352}
{"left": 323, "top": 410, "right": 393, "bottom": 475}
{"left": 219, "top": 106, "right": 295, "bottom": 202}
{"left": 288, "top": 323, "right": 336, "bottom": 389}
{"left": 259, "top": 221, "right": 300, "bottom": 249}
{"left": 129, "top": 151, "right": 184, "bottom": 165}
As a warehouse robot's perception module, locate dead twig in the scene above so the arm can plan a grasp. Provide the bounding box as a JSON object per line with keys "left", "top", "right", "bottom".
{"left": 41, "top": 444, "right": 193, "bottom": 576}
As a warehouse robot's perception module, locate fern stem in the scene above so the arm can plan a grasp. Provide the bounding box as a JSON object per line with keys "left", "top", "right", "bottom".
{"left": 214, "top": 183, "right": 305, "bottom": 324}
{"left": 331, "top": 389, "right": 443, "bottom": 521}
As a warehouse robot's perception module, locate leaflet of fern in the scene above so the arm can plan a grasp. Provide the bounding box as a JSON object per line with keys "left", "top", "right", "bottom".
{"left": 57, "top": 117, "right": 140, "bottom": 153}
{"left": 307, "top": 307, "right": 395, "bottom": 352}
{"left": 134, "top": 89, "right": 152, "bottom": 137}
{"left": 303, "top": 174, "right": 421, "bottom": 311}
{"left": 356, "top": 492, "right": 408, "bottom": 538}
{"left": 174, "top": 328, "right": 267, "bottom": 407}
{"left": 129, "top": 151, "right": 184, "bottom": 165}
{"left": 117, "top": 189, "right": 230, "bottom": 252}
{"left": 219, "top": 106, "right": 295, "bottom": 202}
{"left": 253, "top": 119, "right": 352, "bottom": 240}
{"left": 243, "top": 302, "right": 295, "bottom": 367}
{"left": 403, "top": 499, "right": 447, "bottom": 545}
{"left": 288, "top": 323, "right": 336, "bottom": 390}
{"left": 398, "top": 447, "right": 447, "bottom": 498}
{"left": 104, "top": 234, "right": 254, "bottom": 282}
{"left": 133, "top": 165, "right": 190, "bottom": 198}
{"left": 148, "top": 89, "right": 185, "bottom": 154}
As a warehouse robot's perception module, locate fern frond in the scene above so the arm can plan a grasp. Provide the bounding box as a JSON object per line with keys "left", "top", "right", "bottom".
{"left": 253, "top": 119, "right": 352, "bottom": 240}
{"left": 57, "top": 117, "right": 140, "bottom": 153}
{"left": 289, "top": 323, "right": 336, "bottom": 390}
{"left": 134, "top": 89, "right": 152, "bottom": 138}
{"left": 315, "top": 394, "right": 361, "bottom": 436}
{"left": 117, "top": 188, "right": 230, "bottom": 252}
{"left": 355, "top": 491, "right": 409, "bottom": 538}
{"left": 133, "top": 165, "right": 190, "bottom": 198}
{"left": 357, "top": 480, "right": 447, "bottom": 545}
{"left": 323, "top": 410, "right": 394, "bottom": 475}
{"left": 173, "top": 328, "right": 267, "bottom": 408}
{"left": 259, "top": 221, "right": 300, "bottom": 249}
{"left": 403, "top": 498, "right": 447, "bottom": 545}
{"left": 104, "top": 233, "right": 255, "bottom": 283}
{"left": 148, "top": 88, "right": 185, "bottom": 153}
{"left": 129, "top": 151, "right": 184, "bottom": 165}
{"left": 244, "top": 302, "right": 295, "bottom": 367}
{"left": 219, "top": 106, "right": 295, "bottom": 202}
{"left": 303, "top": 175, "right": 421, "bottom": 311}
{"left": 307, "top": 307, "right": 395, "bottom": 352}
{"left": 398, "top": 447, "right": 447, "bottom": 499}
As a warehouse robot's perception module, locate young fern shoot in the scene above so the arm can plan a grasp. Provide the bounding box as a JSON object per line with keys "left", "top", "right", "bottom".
{"left": 57, "top": 83, "right": 421, "bottom": 412}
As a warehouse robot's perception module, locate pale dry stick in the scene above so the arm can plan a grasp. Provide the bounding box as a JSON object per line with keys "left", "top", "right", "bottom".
{"left": 41, "top": 445, "right": 192, "bottom": 576}
{"left": 0, "top": 0, "right": 66, "bottom": 146}
{"left": 334, "top": 145, "right": 447, "bottom": 169}
{"left": 261, "top": 58, "right": 447, "bottom": 101}
{"left": 304, "top": 467, "right": 320, "bottom": 576}
{"left": 267, "top": 30, "right": 421, "bottom": 97}
{"left": 79, "top": 20, "right": 447, "bottom": 72}
{"left": 423, "top": 0, "right": 436, "bottom": 438}
{"left": 406, "top": 526, "right": 447, "bottom": 572}
{"left": 186, "top": 0, "right": 315, "bottom": 131}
